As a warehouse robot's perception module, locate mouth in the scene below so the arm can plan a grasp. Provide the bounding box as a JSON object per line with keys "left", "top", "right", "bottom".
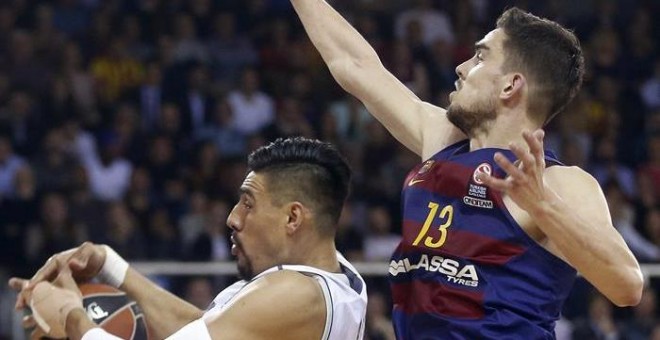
{"left": 454, "top": 80, "right": 462, "bottom": 91}
{"left": 231, "top": 233, "right": 240, "bottom": 256}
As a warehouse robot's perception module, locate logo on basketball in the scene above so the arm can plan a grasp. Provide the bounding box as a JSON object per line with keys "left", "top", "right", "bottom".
{"left": 87, "top": 302, "right": 109, "bottom": 320}
{"left": 472, "top": 163, "right": 492, "bottom": 184}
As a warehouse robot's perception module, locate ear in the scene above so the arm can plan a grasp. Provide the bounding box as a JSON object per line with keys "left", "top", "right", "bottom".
{"left": 284, "top": 202, "right": 305, "bottom": 235}
{"left": 500, "top": 73, "right": 526, "bottom": 101}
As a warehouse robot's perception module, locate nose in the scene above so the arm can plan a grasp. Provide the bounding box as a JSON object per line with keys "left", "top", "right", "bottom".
{"left": 226, "top": 204, "right": 241, "bottom": 231}
{"left": 455, "top": 59, "right": 469, "bottom": 80}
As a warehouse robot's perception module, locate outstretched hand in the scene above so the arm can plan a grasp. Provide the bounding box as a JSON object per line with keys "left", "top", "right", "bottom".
{"left": 8, "top": 242, "right": 105, "bottom": 311}
{"left": 477, "top": 130, "right": 552, "bottom": 214}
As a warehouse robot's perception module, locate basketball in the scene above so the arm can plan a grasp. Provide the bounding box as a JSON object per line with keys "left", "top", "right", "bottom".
{"left": 79, "top": 283, "right": 149, "bottom": 340}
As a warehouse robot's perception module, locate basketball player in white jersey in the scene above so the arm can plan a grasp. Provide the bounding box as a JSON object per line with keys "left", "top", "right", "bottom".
{"left": 9, "top": 137, "right": 368, "bottom": 340}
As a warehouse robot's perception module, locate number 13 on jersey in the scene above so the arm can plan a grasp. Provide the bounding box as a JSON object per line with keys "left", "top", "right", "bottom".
{"left": 412, "top": 202, "right": 454, "bottom": 248}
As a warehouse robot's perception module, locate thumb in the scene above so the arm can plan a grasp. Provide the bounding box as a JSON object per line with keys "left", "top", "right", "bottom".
{"left": 54, "top": 268, "right": 78, "bottom": 292}
{"left": 68, "top": 256, "right": 88, "bottom": 271}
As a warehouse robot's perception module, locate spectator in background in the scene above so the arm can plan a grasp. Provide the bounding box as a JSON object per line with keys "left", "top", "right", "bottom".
{"left": 186, "top": 198, "right": 230, "bottom": 262}
{"left": 171, "top": 13, "right": 209, "bottom": 64}
{"left": 572, "top": 292, "right": 623, "bottom": 340}
{"left": 137, "top": 61, "right": 164, "bottom": 132}
{"left": 0, "top": 89, "right": 42, "bottom": 156}
{"left": 327, "top": 95, "right": 374, "bottom": 143}
{"left": 194, "top": 97, "right": 247, "bottom": 157}
{"left": 103, "top": 201, "right": 146, "bottom": 260}
{"left": 394, "top": 0, "right": 454, "bottom": 47}
{"left": 589, "top": 136, "right": 637, "bottom": 199}
{"left": 640, "top": 60, "right": 660, "bottom": 111}
{"left": 179, "top": 190, "right": 209, "bottom": 252}
{"left": 261, "top": 97, "right": 315, "bottom": 141}
{"left": 623, "top": 287, "right": 658, "bottom": 340}
{"left": 0, "top": 165, "right": 37, "bottom": 277}
{"left": 366, "top": 290, "right": 396, "bottom": 340}
{"left": 79, "top": 131, "right": 133, "bottom": 202}
{"left": 207, "top": 11, "right": 258, "bottom": 88}
{"left": 124, "top": 166, "right": 156, "bottom": 228}
{"left": 146, "top": 207, "right": 181, "bottom": 260}
{"left": 178, "top": 64, "right": 214, "bottom": 134}
{"left": 0, "top": 135, "right": 24, "bottom": 198}
{"left": 604, "top": 180, "right": 660, "bottom": 261}
{"left": 91, "top": 38, "right": 144, "bottom": 104}
{"left": 638, "top": 134, "right": 660, "bottom": 202}
{"left": 182, "top": 276, "right": 215, "bottom": 310}
{"left": 363, "top": 204, "right": 400, "bottom": 261}
{"left": 25, "top": 192, "right": 86, "bottom": 272}
{"left": 335, "top": 203, "right": 365, "bottom": 261}
{"left": 33, "top": 128, "right": 80, "bottom": 194}
{"left": 228, "top": 67, "right": 275, "bottom": 135}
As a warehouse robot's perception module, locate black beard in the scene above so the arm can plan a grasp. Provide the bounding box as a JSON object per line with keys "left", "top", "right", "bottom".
{"left": 237, "top": 260, "right": 254, "bottom": 280}
{"left": 446, "top": 101, "right": 497, "bottom": 137}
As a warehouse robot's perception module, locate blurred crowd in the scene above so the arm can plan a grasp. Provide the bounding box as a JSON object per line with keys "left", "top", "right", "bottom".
{"left": 0, "top": 0, "right": 658, "bottom": 339}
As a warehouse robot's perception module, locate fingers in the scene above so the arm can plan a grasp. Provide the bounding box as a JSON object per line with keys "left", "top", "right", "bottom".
{"left": 8, "top": 277, "right": 28, "bottom": 291}
{"left": 477, "top": 171, "right": 509, "bottom": 192}
{"left": 30, "top": 327, "right": 46, "bottom": 340}
{"left": 27, "top": 255, "right": 62, "bottom": 290}
{"left": 8, "top": 277, "right": 29, "bottom": 310}
{"left": 22, "top": 314, "right": 37, "bottom": 329}
{"left": 522, "top": 130, "right": 545, "bottom": 167}
{"left": 508, "top": 142, "right": 535, "bottom": 173}
{"left": 67, "top": 243, "right": 92, "bottom": 271}
{"left": 493, "top": 152, "right": 526, "bottom": 182}
{"left": 53, "top": 268, "right": 79, "bottom": 293}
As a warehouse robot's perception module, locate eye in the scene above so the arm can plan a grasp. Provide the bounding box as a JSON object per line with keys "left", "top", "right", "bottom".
{"left": 475, "top": 51, "right": 484, "bottom": 62}
{"left": 243, "top": 200, "right": 252, "bottom": 210}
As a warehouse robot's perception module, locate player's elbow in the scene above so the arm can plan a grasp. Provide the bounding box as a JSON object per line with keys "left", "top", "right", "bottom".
{"left": 610, "top": 270, "right": 644, "bottom": 307}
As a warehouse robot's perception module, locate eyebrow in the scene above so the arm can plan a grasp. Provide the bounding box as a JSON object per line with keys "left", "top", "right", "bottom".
{"left": 238, "top": 187, "right": 256, "bottom": 200}
{"left": 474, "top": 42, "right": 490, "bottom": 52}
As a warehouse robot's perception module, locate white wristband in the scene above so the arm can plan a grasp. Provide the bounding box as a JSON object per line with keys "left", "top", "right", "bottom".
{"left": 97, "top": 245, "right": 129, "bottom": 288}
{"left": 82, "top": 327, "right": 123, "bottom": 340}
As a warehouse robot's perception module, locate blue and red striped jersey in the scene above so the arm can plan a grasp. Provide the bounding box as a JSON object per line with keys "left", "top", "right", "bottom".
{"left": 389, "top": 140, "right": 576, "bottom": 339}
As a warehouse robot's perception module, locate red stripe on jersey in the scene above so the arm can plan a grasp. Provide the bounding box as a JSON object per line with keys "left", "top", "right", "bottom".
{"left": 404, "top": 160, "right": 506, "bottom": 208}
{"left": 392, "top": 280, "right": 484, "bottom": 319}
{"left": 400, "top": 221, "right": 525, "bottom": 265}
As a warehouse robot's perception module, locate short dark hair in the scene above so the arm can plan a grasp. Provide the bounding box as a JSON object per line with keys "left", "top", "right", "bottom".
{"left": 247, "top": 137, "right": 351, "bottom": 235}
{"left": 496, "top": 7, "right": 584, "bottom": 125}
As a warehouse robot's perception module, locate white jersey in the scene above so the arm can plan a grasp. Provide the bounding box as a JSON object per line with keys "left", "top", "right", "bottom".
{"left": 203, "top": 252, "right": 367, "bottom": 340}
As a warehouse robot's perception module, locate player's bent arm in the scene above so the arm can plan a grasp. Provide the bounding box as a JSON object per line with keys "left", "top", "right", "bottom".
{"left": 535, "top": 166, "right": 643, "bottom": 306}
{"left": 119, "top": 268, "right": 203, "bottom": 339}
{"left": 203, "top": 270, "right": 327, "bottom": 340}
{"left": 290, "top": 0, "right": 464, "bottom": 158}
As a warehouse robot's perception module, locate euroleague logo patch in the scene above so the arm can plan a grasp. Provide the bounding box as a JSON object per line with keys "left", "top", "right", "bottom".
{"left": 472, "top": 163, "right": 491, "bottom": 184}
{"left": 464, "top": 163, "right": 493, "bottom": 209}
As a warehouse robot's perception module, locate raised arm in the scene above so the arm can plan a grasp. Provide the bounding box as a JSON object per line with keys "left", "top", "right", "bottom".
{"left": 290, "top": 0, "right": 464, "bottom": 158}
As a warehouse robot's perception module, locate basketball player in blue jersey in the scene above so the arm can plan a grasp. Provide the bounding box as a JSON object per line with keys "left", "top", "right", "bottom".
{"left": 9, "top": 137, "right": 367, "bottom": 340}
{"left": 290, "top": 1, "right": 643, "bottom": 339}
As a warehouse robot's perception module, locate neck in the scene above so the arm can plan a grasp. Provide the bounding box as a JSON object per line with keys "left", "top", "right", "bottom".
{"left": 289, "top": 236, "right": 340, "bottom": 273}
{"left": 469, "top": 109, "right": 539, "bottom": 151}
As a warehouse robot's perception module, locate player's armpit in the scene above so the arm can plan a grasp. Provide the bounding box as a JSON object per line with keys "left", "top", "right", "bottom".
{"left": 536, "top": 166, "right": 643, "bottom": 306}
{"left": 205, "top": 270, "right": 327, "bottom": 340}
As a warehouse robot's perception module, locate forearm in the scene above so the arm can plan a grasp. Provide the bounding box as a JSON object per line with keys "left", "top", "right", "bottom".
{"left": 533, "top": 192, "right": 643, "bottom": 306}
{"left": 291, "top": 0, "right": 380, "bottom": 70}
{"left": 120, "top": 268, "right": 203, "bottom": 338}
{"left": 66, "top": 309, "right": 101, "bottom": 340}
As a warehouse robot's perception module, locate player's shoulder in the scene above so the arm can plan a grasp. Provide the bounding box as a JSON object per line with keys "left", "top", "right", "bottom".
{"left": 544, "top": 165, "right": 603, "bottom": 195}
{"left": 205, "top": 270, "right": 327, "bottom": 339}
{"left": 239, "top": 269, "right": 326, "bottom": 318}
